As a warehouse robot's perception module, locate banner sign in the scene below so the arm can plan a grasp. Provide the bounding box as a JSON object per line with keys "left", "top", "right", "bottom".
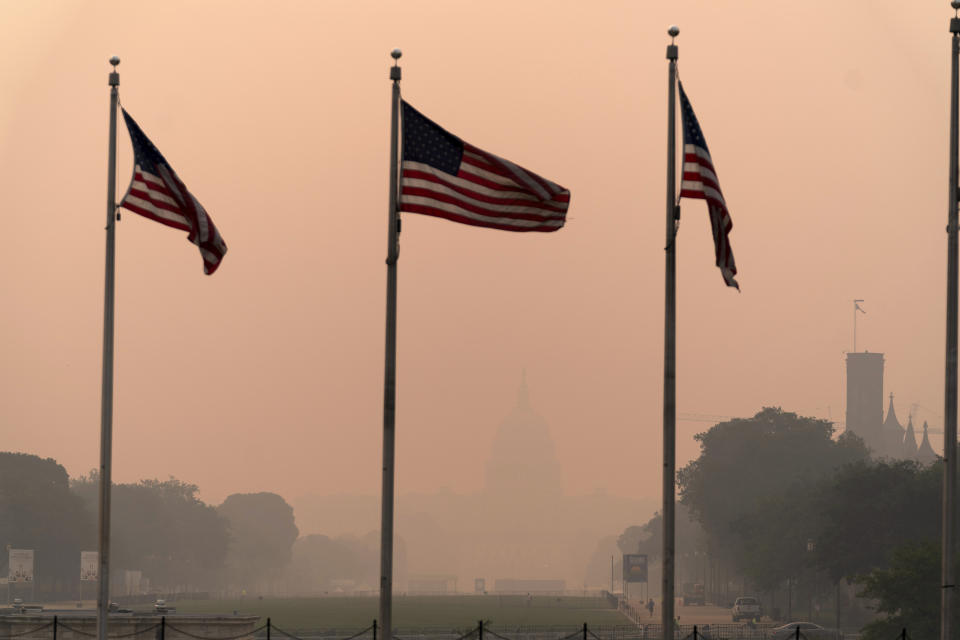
{"left": 8, "top": 549, "right": 34, "bottom": 583}
{"left": 622, "top": 553, "right": 648, "bottom": 583}
{"left": 81, "top": 551, "right": 98, "bottom": 581}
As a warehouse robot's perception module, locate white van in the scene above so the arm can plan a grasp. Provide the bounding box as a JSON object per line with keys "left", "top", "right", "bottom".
{"left": 732, "top": 596, "right": 761, "bottom": 621}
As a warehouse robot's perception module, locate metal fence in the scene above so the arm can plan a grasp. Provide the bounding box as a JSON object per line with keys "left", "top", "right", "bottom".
{"left": 0, "top": 618, "right": 883, "bottom": 640}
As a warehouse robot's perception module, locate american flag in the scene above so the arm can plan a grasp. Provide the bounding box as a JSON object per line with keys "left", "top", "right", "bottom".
{"left": 400, "top": 101, "right": 570, "bottom": 232}
{"left": 678, "top": 82, "right": 738, "bottom": 290}
{"left": 119, "top": 109, "right": 227, "bottom": 275}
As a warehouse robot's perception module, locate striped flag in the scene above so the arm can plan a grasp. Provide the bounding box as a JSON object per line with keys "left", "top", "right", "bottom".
{"left": 678, "top": 82, "right": 738, "bottom": 290}
{"left": 400, "top": 101, "right": 570, "bottom": 232}
{"left": 119, "top": 109, "right": 227, "bottom": 275}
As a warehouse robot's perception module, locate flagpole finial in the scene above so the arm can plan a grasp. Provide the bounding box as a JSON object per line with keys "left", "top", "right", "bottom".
{"left": 108, "top": 56, "right": 120, "bottom": 87}
{"left": 667, "top": 26, "right": 679, "bottom": 60}
{"left": 953, "top": 0, "right": 960, "bottom": 15}
{"left": 390, "top": 49, "right": 402, "bottom": 81}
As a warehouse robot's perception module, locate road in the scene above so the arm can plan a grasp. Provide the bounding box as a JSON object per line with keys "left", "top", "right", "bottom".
{"left": 627, "top": 599, "right": 739, "bottom": 625}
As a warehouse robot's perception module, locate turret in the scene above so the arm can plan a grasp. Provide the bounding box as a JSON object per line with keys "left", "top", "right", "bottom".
{"left": 903, "top": 414, "right": 919, "bottom": 459}
{"left": 917, "top": 421, "right": 938, "bottom": 466}
{"left": 881, "top": 393, "right": 906, "bottom": 458}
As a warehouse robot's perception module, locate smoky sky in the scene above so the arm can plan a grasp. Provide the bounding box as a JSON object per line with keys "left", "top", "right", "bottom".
{"left": 0, "top": 1, "right": 948, "bottom": 505}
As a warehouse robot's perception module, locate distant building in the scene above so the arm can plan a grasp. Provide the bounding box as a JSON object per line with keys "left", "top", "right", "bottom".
{"left": 902, "top": 415, "right": 919, "bottom": 459}
{"left": 918, "top": 420, "right": 939, "bottom": 465}
{"left": 407, "top": 575, "right": 458, "bottom": 595}
{"left": 845, "top": 352, "right": 885, "bottom": 449}
{"left": 293, "top": 373, "right": 655, "bottom": 591}
{"left": 484, "top": 372, "right": 563, "bottom": 499}
{"left": 845, "top": 351, "right": 940, "bottom": 462}
{"left": 880, "top": 394, "right": 907, "bottom": 458}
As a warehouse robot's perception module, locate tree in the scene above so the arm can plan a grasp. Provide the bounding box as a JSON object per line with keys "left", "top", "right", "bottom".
{"left": 617, "top": 504, "right": 704, "bottom": 561}
{"left": 217, "top": 492, "right": 298, "bottom": 592}
{"left": 286, "top": 533, "right": 379, "bottom": 594}
{"left": 677, "top": 407, "right": 868, "bottom": 562}
{"left": 728, "top": 480, "right": 819, "bottom": 592}
{"left": 809, "top": 459, "right": 940, "bottom": 583}
{"left": 855, "top": 541, "right": 959, "bottom": 640}
{"left": 0, "top": 452, "right": 93, "bottom": 596}
{"left": 72, "top": 474, "right": 229, "bottom": 590}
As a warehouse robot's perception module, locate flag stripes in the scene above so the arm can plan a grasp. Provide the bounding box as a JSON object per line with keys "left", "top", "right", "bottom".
{"left": 677, "top": 82, "right": 738, "bottom": 290}
{"left": 119, "top": 109, "right": 227, "bottom": 275}
{"left": 399, "top": 101, "right": 569, "bottom": 232}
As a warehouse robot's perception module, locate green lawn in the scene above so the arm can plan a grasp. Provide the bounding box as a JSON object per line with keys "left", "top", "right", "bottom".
{"left": 172, "top": 595, "right": 627, "bottom": 632}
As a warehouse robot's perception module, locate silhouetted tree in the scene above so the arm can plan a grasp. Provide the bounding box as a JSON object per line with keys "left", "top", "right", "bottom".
{"left": 677, "top": 408, "right": 868, "bottom": 562}
{"left": 809, "top": 459, "right": 940, "bottom": 582}
{"left": 728, "top": 480, "right": 819, "bottom": 592}
{"left": 617, "top": 505, "right": 704, "bottom": 561}
{"left": 73, "top": 474, "right": 229, "bottom": 590}
{"left": 0, "top": 452, "right": 93, "bottom": 597}
{"left": 287, "top": 534, "right": 366, "bottom": 593}
{"left": 855, "top": 541, "right": 959, "bottom": 640}
{"left": 218, "top": 492, "right": 298, "bottom": 593}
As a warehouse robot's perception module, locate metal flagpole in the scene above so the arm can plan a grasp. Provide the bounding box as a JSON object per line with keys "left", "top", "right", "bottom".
{"left": 942, "top": 6, "right": 960, "bottom": 640}
{"left": 379, "top": 48, "right": 402, "bottom": 640}
{"left": 97, "top": 55, "right": 120, "bottom": 640}
{"left": 661, "top": 26, "right": 679, "bottom": 640}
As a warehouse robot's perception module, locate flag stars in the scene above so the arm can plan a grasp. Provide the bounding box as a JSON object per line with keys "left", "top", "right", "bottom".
{"left": 401, "top": 101, "right": 463, "bottom": 175}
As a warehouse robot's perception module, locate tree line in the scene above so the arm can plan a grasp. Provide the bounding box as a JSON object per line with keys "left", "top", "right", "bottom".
{"left": 0, "top": 452, "right": 381, "bottom": 600}
{"left": 615, "top": 407, "right": 958, "bottom": 639}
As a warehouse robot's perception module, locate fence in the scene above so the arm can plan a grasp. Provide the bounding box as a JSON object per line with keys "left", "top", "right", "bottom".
{"left": 0, "top": 618, "right": 898, "bottom": 640}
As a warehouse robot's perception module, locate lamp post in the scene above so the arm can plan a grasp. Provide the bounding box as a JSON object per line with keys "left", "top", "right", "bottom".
{"left": 806, "top": 539, "right": 815, "bottom": 623}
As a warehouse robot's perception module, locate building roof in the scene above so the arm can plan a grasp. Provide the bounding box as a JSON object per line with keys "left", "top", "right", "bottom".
{"left": 917, "top": 421, "right": 939, "bottom": 466}
{"left": 903, "top": 415, "right": 919, "bottom": 458}
{"left": 484, "top": 373, "right": 563, "bottom": 498}
{"left": 883, "top": 393, "right": 903, "bottom": 432}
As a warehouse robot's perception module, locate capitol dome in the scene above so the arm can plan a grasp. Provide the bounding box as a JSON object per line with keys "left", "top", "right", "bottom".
{"left": 484, "top": 373, "right": 563, "bottom": 498}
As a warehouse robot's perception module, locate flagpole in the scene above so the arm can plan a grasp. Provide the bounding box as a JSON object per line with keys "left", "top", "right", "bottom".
{"left": 661, "top": 26, "right": 679, "bottom": 640}
{"left": 942, "top": 5, "right": 960, "bottom": 640}
{"left": 97, "top": 55, "right": 120, "bottom": 640}
{"left": 379, "top": 48, "right": 402, "bottom": 640}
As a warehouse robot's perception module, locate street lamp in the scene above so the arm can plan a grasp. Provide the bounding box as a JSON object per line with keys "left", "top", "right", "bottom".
{"left": 806, "top": 540, "right": 815, "bottom": 622}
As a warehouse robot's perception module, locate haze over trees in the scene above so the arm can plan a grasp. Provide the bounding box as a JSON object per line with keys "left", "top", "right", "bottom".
{"left": 72, "top": 474, "right": 230, "bottom": 591}
{"left": 612, "top": 406, "right": 949, "bottom": 633}
{"left": 287, "top": 532, "right": 382, "bottom": 594}
{"left": 0, "top": 452, "right": 93, "bottom": 597}
{"left": 218, "top": 492, "right": 299, "bottom": 593}
{"left": 0, "top": 452, "right": 396, "bottom": 598}
{"left": 677, "top": 407, "right": 869, "bottom": 564}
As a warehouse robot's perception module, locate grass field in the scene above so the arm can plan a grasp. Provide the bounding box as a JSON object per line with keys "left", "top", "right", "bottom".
{"left": 173, "top": 595, "right": 628, "bottom": 631}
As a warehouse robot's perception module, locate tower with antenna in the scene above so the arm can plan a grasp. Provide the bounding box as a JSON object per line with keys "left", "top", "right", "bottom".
{"left": 845, "top": 298, "right": 886, "bottom": 450}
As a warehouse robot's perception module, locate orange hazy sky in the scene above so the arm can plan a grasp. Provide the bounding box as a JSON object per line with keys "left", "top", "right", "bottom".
{"left": 0, "top": 2, "right": 951, "bottom": 505}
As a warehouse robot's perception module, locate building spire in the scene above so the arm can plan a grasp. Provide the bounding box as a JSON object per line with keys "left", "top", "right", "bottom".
{"left": 918, "top": 420, "right": 939, "bottom": 465}
{"left": 885, "top": 393, "right": 902, "bottom": 429}
{"left": 904, "top": 414, "right": 919, "bottom": 458}
{"left": 517, "top": 368, "right": 529, "bottom": 408}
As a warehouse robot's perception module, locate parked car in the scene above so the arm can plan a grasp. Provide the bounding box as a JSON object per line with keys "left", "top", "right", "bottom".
{"left": 731, "top": 596, "right": 761, "bottom": 621}
{"left": 768, "top": 622, "right": 832, "bottom": 640}
{"left": 154, "top": 599, "right": 175, "bottom": 614}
